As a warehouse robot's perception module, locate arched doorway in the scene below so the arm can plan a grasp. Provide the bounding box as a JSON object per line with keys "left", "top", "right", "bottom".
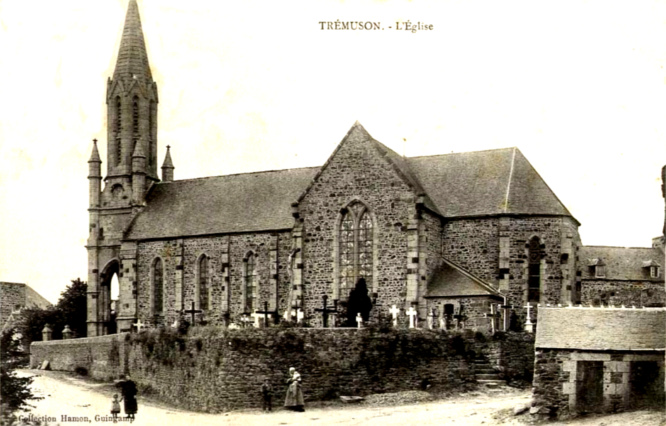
{"left": 100, "top": 260, "right": 120, "bottom": 335}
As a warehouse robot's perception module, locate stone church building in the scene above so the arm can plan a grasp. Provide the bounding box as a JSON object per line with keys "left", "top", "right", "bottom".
{"left": 86, "top": 1, "right": 663, "bottom": 336}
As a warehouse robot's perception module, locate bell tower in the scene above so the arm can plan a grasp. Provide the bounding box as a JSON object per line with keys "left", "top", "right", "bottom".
{"left": 87, "top": 0, "right": 158, "bottom": 337}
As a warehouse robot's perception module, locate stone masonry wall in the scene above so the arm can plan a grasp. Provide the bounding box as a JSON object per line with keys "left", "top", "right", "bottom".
{"left": 30, "top": 334, "right": 128, "bottom": 381}
{"left": 298, "top": 128, "right": 418, "bottom": 320}
{"left": 136, "top": 231, "right": 293, "bottom": 327}
{"left": 580, "top": 280, "right": 666, "bottom": 307}
{"left": 30, "top": 328, "right": 536, "bottom": 412}
{"left": 0, "top": 282, "right": 25, "bottom": 328}
{"left": 442, "top": 218, "right": 499, "bottom": 285}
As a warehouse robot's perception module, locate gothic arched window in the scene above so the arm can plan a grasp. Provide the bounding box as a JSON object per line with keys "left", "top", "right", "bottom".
{"left": 245, "top": 253, "right": 256, "bottom": 312}
{"left": 198, "top": 255, "right": 209, "bottom": 310}
{"left": 338, "top": 202, "right": 374, "bottom": 297}
{"left": 115, "top": 96, "right": 122, "bottom": 165}
{"left": 528, "top": 237, "right": 542, "bottom": 303}
{"left": 153, "top": 258, "right": 164, "bottom": 315}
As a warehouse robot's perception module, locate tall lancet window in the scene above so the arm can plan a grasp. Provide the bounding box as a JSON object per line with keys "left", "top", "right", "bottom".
{"left": 198, "top": 255, "right": 209, "bottom": 310}
{"left": 115, "top": 96, "right": 122, "bottom": 165}
{"left": 132, "top": 96, "right": 139, "bottom": 152}
{"left": 528, "top": 237, "right": 542, "bottom": 303}
{"left": 339, "top": 201, "right": 374, "bottom": 297}
{"left": 245, "top": 253, "right": 256, "bottom": 312}
{"left": 153, "top": 258, "right": 164, "bottom": 315}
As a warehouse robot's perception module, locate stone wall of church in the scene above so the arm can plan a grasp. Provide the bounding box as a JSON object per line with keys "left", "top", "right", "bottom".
{"left": 422, "top": 211, "right": 444, "bottom": 286}
{"left": 579, "top": 280, "right": 666, "bottom": 307}
{"left": 298, "top": 129, "right": 419, "bottom": 318}
{"left": 442, "top": 218, "right": 500, "bottom": 285}
{"left": 135, "top": 231, "right": 293, "bottom": 326}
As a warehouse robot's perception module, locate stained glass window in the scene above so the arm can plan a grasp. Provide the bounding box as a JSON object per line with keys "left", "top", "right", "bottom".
{"left": 338, "top": 202, "right": 374, "bottom": 296}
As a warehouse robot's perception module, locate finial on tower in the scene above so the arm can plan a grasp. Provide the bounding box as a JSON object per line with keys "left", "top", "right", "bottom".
{"left": 89, "top": 139, "right": 101, "bottom": 163}
{"left": 161, "top": 145, "right": 174, "bottom": 182}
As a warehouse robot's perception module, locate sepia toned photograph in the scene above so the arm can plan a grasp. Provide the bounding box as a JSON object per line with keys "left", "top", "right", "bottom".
{"left": 1, "top": 1, "right": 665, "bottom": 425}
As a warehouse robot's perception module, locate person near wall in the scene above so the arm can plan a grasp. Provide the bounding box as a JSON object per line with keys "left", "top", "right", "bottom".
{"left": 261, "top": 378, "right": 273, "bottom": 412}
{"left": 284, "top": 367, "right": 305, "bottom": 412}
{"left": 115, "top": 374, "right": 138, "bottom": 420}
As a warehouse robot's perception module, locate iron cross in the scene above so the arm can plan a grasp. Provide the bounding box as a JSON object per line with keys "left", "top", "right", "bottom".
{"left": 314, "top": 295, "right": 338, "bottom": 327}
{"left": 184, "top": 301, "right": 202, "bottom": 325}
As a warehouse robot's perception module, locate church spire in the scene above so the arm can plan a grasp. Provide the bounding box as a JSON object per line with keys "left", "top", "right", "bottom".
{"left": 113, "top": 0, "right": 152, "bottom": 82}
{"left": 161, "top": 145, "right": 174, "bottom": 182}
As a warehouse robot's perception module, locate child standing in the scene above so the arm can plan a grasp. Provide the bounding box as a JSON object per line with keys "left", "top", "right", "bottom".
{"left": 111, "top": 394, "right": 122, "bottom": 422}
{"left": 261, "top": 379, "right": 273, "bottom": 412}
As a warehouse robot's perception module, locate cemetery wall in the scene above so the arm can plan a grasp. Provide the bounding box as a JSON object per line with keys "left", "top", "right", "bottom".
{"left": 481, "top": 332, "right": 535, "bottom": 384}
{"left": 31, "top": 328, "right": 536, "bottom": 412}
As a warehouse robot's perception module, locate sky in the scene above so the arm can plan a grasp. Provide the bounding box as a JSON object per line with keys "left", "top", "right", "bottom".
{"left": 0, "top": 0, "right": 664, "bottom": 303}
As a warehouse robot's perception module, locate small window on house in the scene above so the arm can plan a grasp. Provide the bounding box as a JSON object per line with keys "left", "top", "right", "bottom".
{"left": 594, "top": 264, "right": 605, "bottom": 278}
{"left": 651, "top": 266, "right": 661, "bottom": 279}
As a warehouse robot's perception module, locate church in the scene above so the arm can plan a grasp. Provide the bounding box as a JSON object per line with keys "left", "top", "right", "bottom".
{"left": 86, "top": 1, "right": 663, "bottom": 336}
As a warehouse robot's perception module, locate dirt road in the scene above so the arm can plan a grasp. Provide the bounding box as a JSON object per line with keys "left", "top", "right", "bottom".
{"left": 14, "top": 370, "right": 665, "bottom": 426}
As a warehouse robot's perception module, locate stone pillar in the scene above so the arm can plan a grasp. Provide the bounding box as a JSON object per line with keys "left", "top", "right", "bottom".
{"left": 42, "top": 324, "right": 53, "bottom": 341}
{"left": 220, "top": 238, "right": 230, "bottom": 312}
{"left": 405, "top": 212, "right": 420, "bottom": 309}
{"left": 269, "top": 233, "right": 279, "bottom": 312}
{"left": 62, "top": 325, "right": 73, "bottom": 340}
{"left": 498, "top": 217, "right": 511, "bottom": 292}
{"left": 116, "top": 241, "right": 138, "bottom": 332}
{"left": 173, "top": 239, "right": 185, "bottom": 312}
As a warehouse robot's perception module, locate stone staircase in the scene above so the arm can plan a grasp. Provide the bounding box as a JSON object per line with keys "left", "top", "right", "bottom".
{"left": 473, "top": 356, "right": 505, "bottom": 388}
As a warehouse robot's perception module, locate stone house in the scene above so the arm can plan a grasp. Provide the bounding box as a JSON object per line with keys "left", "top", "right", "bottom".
{"left": 0, "top": 282, "right": 52, "bottom": 333}
{"left": 85, "top": 1, "right": 661, "bottom": 336}
{"left": 533, "top": 307, "right": 665, "bottom": 418}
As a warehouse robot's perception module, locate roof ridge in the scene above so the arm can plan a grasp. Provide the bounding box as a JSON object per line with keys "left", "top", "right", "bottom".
{"left": 407, "top": 147, "right": 516, "bottom": 160}
{"left": 156, "top": 165, "right": 321, "bottom": 184}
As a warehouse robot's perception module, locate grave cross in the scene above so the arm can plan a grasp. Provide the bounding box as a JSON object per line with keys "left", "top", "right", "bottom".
{"left": 133, "top": 319, "right": 146, "bottom": 333}
{"left": 389, "top": 305, "right": 400, "bottom": 327}
{"left": 356, "top": 312, "right": 363, "bottom": 329}
{"left": 255, "top": 301, "right": 277, "bottom": 328}
{"left": 485, "top": 304, "right": 502, "bottom": 334}
{"left": 296, "top": 308, "right": 305, "bottom": 323}
{"left": 498, "top": 299, "right": 513, "bottom": 332}
{"left": 406, "top": 306, "right": 418, "bottom": 329}
{"left": 453, "top": 307, "right": 466, "bottom": 329}
{"left": 184, "top": 301, "right": 202, "bottom": 325}
{"left": 314, "top": 295, "right": 338, "bottom": 328}
{"left": 523, "top": 302, "right": 534, "bottom": 333}
{"left": 250, "top": 312, "right": 263, "bottom": 328}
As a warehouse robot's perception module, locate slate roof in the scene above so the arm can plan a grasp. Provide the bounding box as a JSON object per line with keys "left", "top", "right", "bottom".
{"left": 579, "top": 246, "right": 663, "bottom": 281}
{"left": 408, "top": 148, "right": 573, "bottom": 219}
{"left": 535, "top": 307, "right": 665, "bottom": 350}
{"left": 426, "top": 258, "right": 501, "bottom": 298}
{"left": 125, "top": 167, "right": 319, "bottom": 240}
{"left": 113, "top": 0, "right": 152, "bottom": 83}
{"left": 126, "top": 124, "right": 576, "bottom": 240}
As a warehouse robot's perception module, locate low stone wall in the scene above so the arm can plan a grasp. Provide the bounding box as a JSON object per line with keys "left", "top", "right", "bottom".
{"left": 481, "top": 332, "right": 535, "bottom": 384}
{"left": 30, "top": 328, "right": 536, "bottom": 412}
{"left": 30, "top": 334, "right": 128, "bottom": 381}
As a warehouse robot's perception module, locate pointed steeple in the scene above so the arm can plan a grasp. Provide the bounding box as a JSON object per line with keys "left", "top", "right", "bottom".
{"left": 113, "top": 0, "right": 152, "bottom": 82}
{"left": 88, "top": 139, "right": 101, "bottom": 163}
{"left": 161, "top": 145, "right": 174, "bottom": 182}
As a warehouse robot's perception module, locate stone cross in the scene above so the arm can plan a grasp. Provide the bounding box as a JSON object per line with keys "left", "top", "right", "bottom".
{"left": 426, "top": 311, "right": 434, "bottom": 330}
{"left": 184, "top": 301, "right": 202, "bottom": 325}
{"left": 133, "top": 319, "right": 146, "bottom": 332}
{"left": 523, "top": 302, "right": 534, "bottom": 333}
{"left": 356, "top": 312, "right": 363, "bottom": 329}
{"left": 439, "top": 315, "right": 447, "bottom": 331}
{"left": 498, "top": 301, "right": 513, "bottom": 332}
{"left": 250, "top": 312, "right": 263, "bottom": 328}
{"left": 315, "top": 295, "right": 338, "bottom": 328}
{"left": 486, "top": 304, "right": 501, "bottom": 334}
{"left": 406, "top": 306, "right": 418, "bottom": 329}
{"left": 389, "top": 305, "right": 400, "bottom": 327}
{"left": 296, "top": 308, "right": 305, "bottom": 323}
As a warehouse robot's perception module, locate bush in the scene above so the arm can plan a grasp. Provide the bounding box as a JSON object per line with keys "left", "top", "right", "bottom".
{"left": 0, "top": 329, "right": 41, "bottom": 415}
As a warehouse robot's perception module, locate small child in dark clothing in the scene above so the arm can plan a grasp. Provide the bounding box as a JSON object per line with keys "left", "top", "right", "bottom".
{"left": 261, "top": 379, "right": 273, "bottom": 411}
{"left": 111, "top": 393, "right": 122, "bottom": 422}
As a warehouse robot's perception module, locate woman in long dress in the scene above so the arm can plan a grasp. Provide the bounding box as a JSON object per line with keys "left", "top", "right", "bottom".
{"left": 284, "top": 367, "right": 305, "bottom": 412}
{"left": 116, "top": 375, "right": 138, "bottom": 419}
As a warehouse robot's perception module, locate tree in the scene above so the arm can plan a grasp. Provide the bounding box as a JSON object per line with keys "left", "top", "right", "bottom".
{"left": 0, "top": 328, "right": 41, "bottom": 418}
{"left": 14, "top": 278, "right": 87, "bottom": 348}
